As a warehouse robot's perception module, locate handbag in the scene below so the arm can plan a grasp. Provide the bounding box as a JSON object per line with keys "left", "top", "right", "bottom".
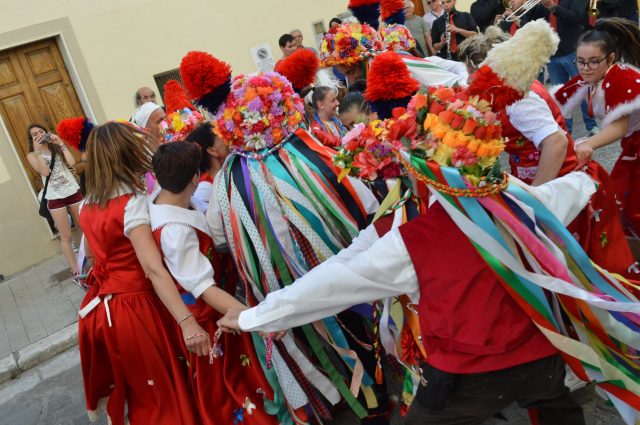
{"left": 38, "top": 149, "right": 57, "bottom": 220}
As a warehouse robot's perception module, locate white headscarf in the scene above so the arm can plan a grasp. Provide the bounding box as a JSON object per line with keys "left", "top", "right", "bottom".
{"left": 131, "top": 102, "right": 162, "bottom": 128}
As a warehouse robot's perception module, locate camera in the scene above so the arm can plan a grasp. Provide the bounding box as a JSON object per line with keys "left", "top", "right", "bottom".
{"left": 40, "top": 133, "right": 51, "bottom": 144}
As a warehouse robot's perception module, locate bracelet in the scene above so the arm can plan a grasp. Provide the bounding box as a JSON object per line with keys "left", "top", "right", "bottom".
{"left": 184, "top": 332, "right": 206, "bottom": 341}
{"left": 178, "top": 312, "right": 194, "bottom": 325}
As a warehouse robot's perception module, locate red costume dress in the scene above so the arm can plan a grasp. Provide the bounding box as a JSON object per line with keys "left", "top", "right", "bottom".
{"left": 149, "top": 200, "right": 278, "bottom": 425}
{"left": 503, "top": 81, "right": 635, "bottom": 276}
{"left": 309, "top": 113, "right": 345, "bottom": 148}
{"left": 77, "top": 192, "right": 199, "bottom": 425}
{"left": 553, "top": 64, "right": 640, "bottom": 238}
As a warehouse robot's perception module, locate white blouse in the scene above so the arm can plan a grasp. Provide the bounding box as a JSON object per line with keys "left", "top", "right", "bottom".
{"left": 41, "top": 153, "right": 80, "bottom": 200}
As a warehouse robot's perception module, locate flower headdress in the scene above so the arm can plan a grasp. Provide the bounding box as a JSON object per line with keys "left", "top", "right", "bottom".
{"left": 348, "top": 0, "right": 381, "bottom": 29}
{"left": 274, "top": 48, "right": 319, "bottom": 93}
{"left": 56, "top": 117, "right": 94, "bottom": 152}
{"left": 379, "top": 24, "right": 416, "bottom": 52}
{"left": 180, "top": 51, "right": 232, "bottom": 115}
{"left": 320, "top": 22, "right": 383, "bottom": 68}
{"left": 162, "top": 80, "right": 203, "bottom": 143}
{"left": 365, "top": 51, "right": 419, "bottom": 119}
{"left": 213, "top": 72, "right": 305, "bottom": 152}
{"left": 334, "top": 120, "right": 403, "bottom": 181}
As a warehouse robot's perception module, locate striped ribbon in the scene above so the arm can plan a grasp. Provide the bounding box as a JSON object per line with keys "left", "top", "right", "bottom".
{"left": 409, "top": 154, "right": 640, "bottom": 423}
{"left": 217, "top": 129, "right": 377, "bottom": 419}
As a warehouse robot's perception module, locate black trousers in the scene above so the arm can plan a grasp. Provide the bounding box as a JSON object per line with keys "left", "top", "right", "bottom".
{"left": 404, "top": 355, "right": 584, "bottom": 425}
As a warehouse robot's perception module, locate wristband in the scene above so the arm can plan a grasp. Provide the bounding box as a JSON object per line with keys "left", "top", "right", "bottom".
{"left": 184, "top": 332, "right": 206, "bottom": 341}
{"left": 178, "top": 312, "right": 194, "bottom": 325}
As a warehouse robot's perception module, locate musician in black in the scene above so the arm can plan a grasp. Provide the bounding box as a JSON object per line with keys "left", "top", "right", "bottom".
{"left": 431, "top": 0, "right": 478, "bottom": 61}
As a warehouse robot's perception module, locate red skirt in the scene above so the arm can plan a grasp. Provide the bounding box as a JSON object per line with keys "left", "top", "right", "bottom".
{"left": 187, "top": 318, "right": 279, "bottom": 425}
{"left": 78, "top": 286, "right": 200, "bottom": 425}
{"left": 611, "top": 132, "right": 640, "bottom": 238}
{"left": 568, "top": 160, "right": 636, "bottom": 278}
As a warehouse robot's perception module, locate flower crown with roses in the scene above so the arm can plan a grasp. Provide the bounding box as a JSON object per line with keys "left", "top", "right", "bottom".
{"left": 213, "top": 72, "right": 305, "bottom": 152}
{"left": 320, "top": 22, "right": 383, "bottom": 68}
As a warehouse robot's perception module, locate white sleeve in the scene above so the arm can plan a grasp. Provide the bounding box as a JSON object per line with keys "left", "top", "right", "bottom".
{"left": 206, "top": 174, "right": 228, "bottom": 249}
{"left": 124, "top": 193, "right": 150, "bottom": 237}
{"left": 347, "top": 176, "right": 380, "bottom": 215}
{"left": 506, "top": 92, "right": 561, "bottom": 148}
{"left": 322, "top": 224, "right": 380, "bottom": 266}
{"left": 160, "top": 223, "right": 215, "bottom": 298}
{"left": 514, "top": 172, "right": 597, "bottom": 225}
{"left": 192, "top": 181, "right": 212, "bottom": 213}
{"left": 238, "top": 228, "right": 419, "bottom": 332}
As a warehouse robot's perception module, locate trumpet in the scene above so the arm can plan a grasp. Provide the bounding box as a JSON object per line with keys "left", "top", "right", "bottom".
{"left": 588, "top": 0, "right": 600, "bottom": 16}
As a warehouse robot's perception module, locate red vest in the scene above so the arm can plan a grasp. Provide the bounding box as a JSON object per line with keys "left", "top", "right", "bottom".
{"left": 152, "top": 226, "right": 238, "bottom": 322}
{"left": 500, "top": 81, "right": 578, "bottom": 184}
{"left": 199, "top": 172, "right": 213, "bottom": 184}
{"left": 398, "top": 203, "right": 557, "bottom": 373}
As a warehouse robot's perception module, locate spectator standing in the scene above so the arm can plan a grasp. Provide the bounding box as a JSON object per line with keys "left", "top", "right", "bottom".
{"left": 470, "top": 0, "right": 505, "bottom": 31}
{"left": 275, "top": 33, "right": 298, "bottom": 68}
{"left": 423, "top": 0, "right": 445, "bottom": 31}
{"left": 134, "top": 86, "right": 157, "bottom": 107}
{"left": 542, "top": 0, "right": 598, "bottom": 135}
{"left": 404, "top": 1, "right": 434, "bottom": 56}
{"left": 291, "top": 29, "right": 319, "bottom": 55}
{"left": 329, "top": 17, "right": 343, "bottom": 30}
{"left": 431, "top": 0, "right": 478, "bottom": 61}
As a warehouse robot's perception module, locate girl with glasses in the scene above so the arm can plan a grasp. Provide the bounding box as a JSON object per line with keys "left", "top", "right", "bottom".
{"left": 553, "top": 18, "right": 640, "bottom": 238}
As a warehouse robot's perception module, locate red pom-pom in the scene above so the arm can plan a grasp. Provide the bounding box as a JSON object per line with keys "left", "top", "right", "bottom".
{"left": 365, "top": 52, "right": 419, "bottom": 101}
{"left": 380, "top": 0, "right": 404, "bottom": 21}
{"left": 274, "top": 49, "right": 319, "bottom": 90}
{"left": 56, "top": 117, "right": 84, "bottom": 150}
{"left": 349, "top": 0, "right": 379, "bottom": 6}
{"left": 180, "top": 51, "right": 232, "bottom": 100}
{"left": 466, "top": 66, "right": 523, "bottom": 111}
{"left": 163, "top": 80, "right": 195, "bottom": 113}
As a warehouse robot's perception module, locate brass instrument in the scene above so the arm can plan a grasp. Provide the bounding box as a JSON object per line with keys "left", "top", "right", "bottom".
{"left": 588, "top": 0, "right": 600, "bottom": 16}
{"left": 503, "top": 0, "right": 543, "bottom": 22}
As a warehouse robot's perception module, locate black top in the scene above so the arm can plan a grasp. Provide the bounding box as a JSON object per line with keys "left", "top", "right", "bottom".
{"left": 551, "top": 0, "right": 588, "bottom": 57}
{"left": 592, "top": 0, "right": 639, "bottom": 22}
{"left": 470, "top": 0, "right": 505, "bottom": 32}
{"left": 431, "top": 9, "right": 478, "bottom": 61}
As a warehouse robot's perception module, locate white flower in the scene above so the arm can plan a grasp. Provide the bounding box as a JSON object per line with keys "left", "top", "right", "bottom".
{"left": 242, "top": 110, "right": 263, "bottom": 125}
{"left": 245, "top": 133, "right": 267, "bottom": 150}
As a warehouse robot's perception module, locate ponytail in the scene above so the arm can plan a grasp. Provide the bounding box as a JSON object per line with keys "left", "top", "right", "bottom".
{"left": 579, "top": 18, "right": 640, "bottom": 68}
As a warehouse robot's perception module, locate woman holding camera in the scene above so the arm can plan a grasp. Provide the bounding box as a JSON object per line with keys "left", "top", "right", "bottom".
{"left": 26, "top": 124, "right": 83, "bottom": 276}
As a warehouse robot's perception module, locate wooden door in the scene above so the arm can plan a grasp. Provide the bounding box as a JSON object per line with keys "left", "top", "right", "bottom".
{"left": 413, "top": 0, "right": 426, "bottom": 16}
{"left": 0, "top": 38, "right": 84, "bottom": 192}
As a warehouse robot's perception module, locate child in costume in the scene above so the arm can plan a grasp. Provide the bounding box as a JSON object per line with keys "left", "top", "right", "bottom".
{"left": 179, "top": 51, "right": 391, "bottom": 424}
{"left": 77, "top": 122, "right": 207, "bottom": 425}
{"left": 459, "top": 25, "right": 637, "bottom": 278}
{"left": 149, "top": 141, "right": 278, "bottom": 425}
{"left": 308, "top": 86, "right": 347, "bottom": 148}
{"left": 552, "top": 18, "right": 640, "bottom": 239}
{"left": 222, "top": 20, "right": 640, "bottom": 424}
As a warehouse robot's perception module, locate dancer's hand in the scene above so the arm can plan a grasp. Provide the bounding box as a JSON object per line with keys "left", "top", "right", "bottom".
{"left": 575, "top": 142, "right": 594, "bottom": 169}
{"left": 217, "top": 308, "right": 243, "bottom": 332}
{"left": 180, "top": 317, "right": 211, "bottom": 356}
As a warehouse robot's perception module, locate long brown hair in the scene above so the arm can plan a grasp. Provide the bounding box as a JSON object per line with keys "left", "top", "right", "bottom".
{"left": 84, "top": 122, "right": 152, "bottom": 207}
{"left": 27, "top": 123, "right": 66, "bottom": 163}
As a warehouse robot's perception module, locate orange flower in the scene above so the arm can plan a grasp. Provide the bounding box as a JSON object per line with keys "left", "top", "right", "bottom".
{"left": 413, "top": 93, "right": 428, "bottom": 110}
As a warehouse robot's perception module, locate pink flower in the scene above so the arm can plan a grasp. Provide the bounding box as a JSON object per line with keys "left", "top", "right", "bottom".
{"left": 342, "top": 123, "right": 365, "bottom": 146}
{"left": 452, "top": 146, "right": 478, "bottom": 167}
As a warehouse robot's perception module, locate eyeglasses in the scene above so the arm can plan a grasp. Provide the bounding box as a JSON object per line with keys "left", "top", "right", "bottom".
{"left": 426, "top": 0, "right": 435, "bottom": 4}
{"left": 574, "top": 57, "right": 608, "bottom": 70}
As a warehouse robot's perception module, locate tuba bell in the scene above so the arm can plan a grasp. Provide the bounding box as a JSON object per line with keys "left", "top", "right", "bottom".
{"left": 588, "top": 0, "right": 600, "bottom": 16}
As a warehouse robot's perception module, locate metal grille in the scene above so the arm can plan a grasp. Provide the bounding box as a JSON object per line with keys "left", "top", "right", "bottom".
{"left": 153, "top": 68, "right": 183, "bottom": 101}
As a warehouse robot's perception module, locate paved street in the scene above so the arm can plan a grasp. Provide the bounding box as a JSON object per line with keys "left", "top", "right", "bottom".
{"left": 0, "top": 346, "right": 627, "bottom": 425}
